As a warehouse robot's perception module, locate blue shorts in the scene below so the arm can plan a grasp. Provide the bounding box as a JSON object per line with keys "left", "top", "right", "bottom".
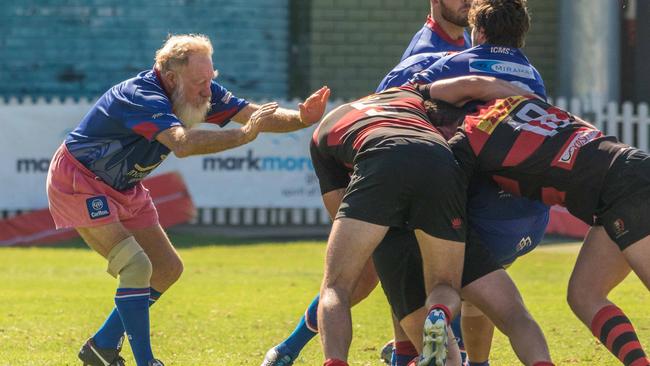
{"left": 468, "top": 178, "right": 550, "bottom": 266}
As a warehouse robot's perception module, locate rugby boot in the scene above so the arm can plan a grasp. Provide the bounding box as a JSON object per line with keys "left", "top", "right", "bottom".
{"left": 78, "top": 338, "right": 126, "bottom": 366}
{"left": 417, "top": 309, "right": 448, "bottom": 366}
{"left": 148, "top": 360, "right": 164, "bottom": 366}
{"left": 379, "top": 340, "right": 394, "bottom": 365}
{"left": 261, "top": 345, "right": 295, "bottom": 366}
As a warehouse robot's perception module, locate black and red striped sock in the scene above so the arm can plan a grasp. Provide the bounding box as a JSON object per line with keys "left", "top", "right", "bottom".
{"left": 591, "top": 305, "right": 650, "bottom": 366}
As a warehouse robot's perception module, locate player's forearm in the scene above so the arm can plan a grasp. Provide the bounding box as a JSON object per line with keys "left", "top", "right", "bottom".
{"left": 428, "top": 76, "right": 523, "bottom": 105}
{"left": 174, "top": 128, "right": 252, "bottom": 157}
{"left": 257, "top": 107, "right": 305, "bottom": 132}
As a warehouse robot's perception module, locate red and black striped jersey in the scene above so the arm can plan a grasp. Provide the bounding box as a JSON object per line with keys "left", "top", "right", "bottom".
{"left": 310, "top": 85, "right": 447, "bottom": 194}
{"left": 449, "top": 95, "right": 628, "bottom": 224}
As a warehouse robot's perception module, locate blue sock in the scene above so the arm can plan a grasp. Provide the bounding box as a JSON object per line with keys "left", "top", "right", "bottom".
{"left": 94, "top": 288, "right": 162, "bottom": 349}
{"left": 451, "top": 313, "right": 467, "bottom": 364}
{"left": 115, "top": 288, "right": 153, "bottom": 366}
{"left": 468, "top": 362, "right": 489, "bottom": 366}
{"left": 278, "top": 294, "right": 319, "bottom": 357}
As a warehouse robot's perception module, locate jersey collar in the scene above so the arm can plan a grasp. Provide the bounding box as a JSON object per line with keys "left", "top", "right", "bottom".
{"left": 153, "top": 68, "right": 172, "bottom": 99}
{"left": 425, "top": 15, "right": 466, "bottom": 47}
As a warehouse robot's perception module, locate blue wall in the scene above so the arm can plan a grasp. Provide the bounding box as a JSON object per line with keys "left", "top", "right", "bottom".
{"left": 0, "top": 0, "right": 289, "bottom": 99}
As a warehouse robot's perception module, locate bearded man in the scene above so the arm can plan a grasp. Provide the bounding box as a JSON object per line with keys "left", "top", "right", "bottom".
{"left": 46, "top": 33, "right": 329, "bottom": 366}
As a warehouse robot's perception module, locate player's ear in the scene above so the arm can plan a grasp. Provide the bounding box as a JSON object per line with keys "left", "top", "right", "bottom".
{"left": 163, "top": 70, "right": 178, "bottom": 90}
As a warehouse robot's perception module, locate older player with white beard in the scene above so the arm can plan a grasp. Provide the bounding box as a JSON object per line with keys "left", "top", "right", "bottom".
{"left": 46, "top": 33, "right": 329, "bottom": 366}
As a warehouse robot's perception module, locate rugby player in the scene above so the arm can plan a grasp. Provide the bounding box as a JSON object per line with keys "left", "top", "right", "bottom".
{"left": 425, "top": 75, "right": 650, "bottom": 366}
{"left": 46, "top": 34, "right": 329, "bottom": 366}
{"left": 376, "top": 1, "right": 551, "bottom": 365}
{"left": 261, "top": 3, "right": 473, "bottom": 366}
{"left": 401, "top": 0, "right": 471, "bottom": 61}
{"left": 311, "top": 83, "right": 469, "bottom": 366}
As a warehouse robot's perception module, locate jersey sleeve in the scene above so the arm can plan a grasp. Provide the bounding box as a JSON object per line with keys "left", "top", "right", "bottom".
{"left": 122, "top": 95, "right": 182, "bottom": 141}
{"left": 205, "top": 82, "right": 250, "bottom": 127}
{"left": 309, "top": 140, "right": 350, "bottom": 194}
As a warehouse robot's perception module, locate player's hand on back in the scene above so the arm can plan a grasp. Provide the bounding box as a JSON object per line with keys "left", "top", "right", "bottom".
{"left": 299, "top": 86, "right": 331, "bottom": 126}
{"left": 241, "top": 102, "right": 278, "bottom": 142}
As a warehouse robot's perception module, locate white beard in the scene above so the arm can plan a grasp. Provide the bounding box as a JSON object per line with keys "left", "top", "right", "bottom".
{"left": 171, "top": 82, "right": 211, "bottom": 129}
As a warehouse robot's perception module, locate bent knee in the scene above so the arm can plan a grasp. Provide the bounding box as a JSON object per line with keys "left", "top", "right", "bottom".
{"left": 107, "top": 237, "right": 152, "bottom": 288}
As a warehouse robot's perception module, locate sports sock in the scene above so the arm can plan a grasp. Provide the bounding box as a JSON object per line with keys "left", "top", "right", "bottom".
{"left": 93, "top": 287, "right": 163, "bottom": 349}
{"left": 115, "top": 288, "right": 153, "bottom": 366}
{"left": 324, "top": 359, "right": 348, "bottom": 366}
{"left": 468, "top": 362, "right": 489, "bottom": 366}
{"left": 279, "top": 294, "right": 320, "bottom": 357}
{"left": 428, "top": 304, "right": 452, "bottom": 325}
{"left": 392, "top": 340, "right": 418, "bottom": 366}
{"left": 532, "top": 362, "right": 555, "bottom": 366}
{"left": 591, "top": 305, "right": 650, "bottom": 366}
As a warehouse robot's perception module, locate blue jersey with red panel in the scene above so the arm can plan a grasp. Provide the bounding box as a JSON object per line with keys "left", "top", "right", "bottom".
{"left": 401, "top": 16, "right": 470, "bottom": 61}
{"left": 65, "top": 69, "right": 248, "bottom": 191}
{"left": 376, "top": 52, "right": 450, "bottom": 93}
{"left": 411, "top": 44, "right": 547, "bottom": 98}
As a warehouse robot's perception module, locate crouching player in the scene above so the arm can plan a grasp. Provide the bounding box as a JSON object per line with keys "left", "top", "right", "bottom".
{"left": 46, "top": 34, "right": 329, "bottom": 366}
{"left": 427, "top": 76, "right": 650, "bottom": 366}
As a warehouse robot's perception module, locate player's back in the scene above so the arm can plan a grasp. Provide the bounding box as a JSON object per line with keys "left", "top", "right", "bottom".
{"left": 413, "top": 44, "right": 547, "bottom": 99}
{"left": 450, "top": 96, "right": 626, "bottom": 222}
{"left": 312, "top": 86, "right": 445, "bottom": 167}
{"left": 377, "top": 52, "right": 451, "bottom": 93}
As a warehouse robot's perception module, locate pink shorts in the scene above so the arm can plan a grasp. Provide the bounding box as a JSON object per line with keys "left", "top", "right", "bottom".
{"left": 47, "top": 144, "right": 159, "bottom": 230}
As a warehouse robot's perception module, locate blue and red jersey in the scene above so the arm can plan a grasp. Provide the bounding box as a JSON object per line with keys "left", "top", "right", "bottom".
{"left": 377, "top": 52, "right": 450, "bottom": 93}
{"left": 65, "top": 69, "right": 248, "bottom": 191}
{"left": 401, "top": 15, "right": 470, "bottom": 61}
{"left": 411, "top": 44, "right": 547, "bottom": 99}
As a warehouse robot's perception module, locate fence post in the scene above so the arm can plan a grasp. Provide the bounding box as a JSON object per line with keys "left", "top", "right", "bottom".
{"left": 638, "top": 103, "right": 649, "bottom": 152}
{"left": 621, "top": 102, "right": 635, "bottom": 146}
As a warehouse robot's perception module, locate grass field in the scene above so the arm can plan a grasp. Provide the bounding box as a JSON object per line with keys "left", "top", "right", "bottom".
{"left": 0, "top": 234, "right": 647, "bottom": 365}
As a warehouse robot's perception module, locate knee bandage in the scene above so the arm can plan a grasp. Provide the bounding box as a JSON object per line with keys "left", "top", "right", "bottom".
{"left": 106, "top": 236, "right": 152, "bottom": 288}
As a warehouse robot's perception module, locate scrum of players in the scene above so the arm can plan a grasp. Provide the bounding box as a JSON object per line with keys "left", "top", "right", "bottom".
{"left": 261, "top": 1, "right": 650, "bottom": 366}
{"left": 51, "top": 0, "right": 649, "bottom": 365}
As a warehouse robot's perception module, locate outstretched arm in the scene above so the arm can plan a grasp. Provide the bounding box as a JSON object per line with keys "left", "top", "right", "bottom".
{"left": 156, "top": 103, "right": 278, "bottom": 158}
{"left": 231, "top": 86, "right": 330, "bottom": 132}
{"left": 425, "top": 76, "right": 531, "bottom": 106}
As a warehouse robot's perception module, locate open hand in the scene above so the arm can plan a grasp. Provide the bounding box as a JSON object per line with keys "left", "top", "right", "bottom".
{"left": 299, "top": 86, "right": 331, "bottom": 126}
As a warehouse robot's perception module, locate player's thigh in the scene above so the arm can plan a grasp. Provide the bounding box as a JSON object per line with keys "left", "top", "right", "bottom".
{"left": 130, "top": 224, "right": 182, "bottom": 271}
{"left": 569, "top": 226, "right": 631, "bottom": 300}
{"left": 622, "top": 236, "right": 650, "bottom": 290}
{"left": 76, "top": 222, "right": 131, "bottom": 258}
{"left": 322, "top": 217, "right": 388, "bottom": 294}
{"left": 460, "top": 269, "right": 524, "bottom": 332}
{"left": 415, "top": 230, "right": 465, "bottom": 291}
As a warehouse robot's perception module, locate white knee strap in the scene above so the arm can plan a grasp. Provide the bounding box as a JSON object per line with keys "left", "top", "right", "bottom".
{"left": 107, "top": 236, "right": 152, "bottom": 288}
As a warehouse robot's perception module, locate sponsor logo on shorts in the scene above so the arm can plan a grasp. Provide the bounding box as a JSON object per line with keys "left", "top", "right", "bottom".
{"left": 516, "top": 236, "right": 532, "bottom": 252}
{"left": 86, "top": 196, "right": 110, "bottom": 220}
{"left": 469, "top": 59, "right": 536, "bottom": 79}
{"left": 613, "top": 218, "right": 629, "bottom": 239}
{"left": 451, "top": 217, "right": 463, "bottom": 230}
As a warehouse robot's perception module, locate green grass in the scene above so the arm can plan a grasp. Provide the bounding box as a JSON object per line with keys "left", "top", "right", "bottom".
{"left": 0, "top": 236, "right": 647, "bottom": 365}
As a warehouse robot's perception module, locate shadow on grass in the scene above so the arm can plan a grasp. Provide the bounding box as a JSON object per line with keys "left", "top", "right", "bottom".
{"left": 10, "top": 226, "right": 582, "bottom": 250}
{"left": 18, "top": 227, "right": 330, "bottom": 250}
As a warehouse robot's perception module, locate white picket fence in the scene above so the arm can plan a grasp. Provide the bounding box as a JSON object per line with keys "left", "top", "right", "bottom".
{"left": 551, "top": 97, "right": 650, "bottom": 151}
